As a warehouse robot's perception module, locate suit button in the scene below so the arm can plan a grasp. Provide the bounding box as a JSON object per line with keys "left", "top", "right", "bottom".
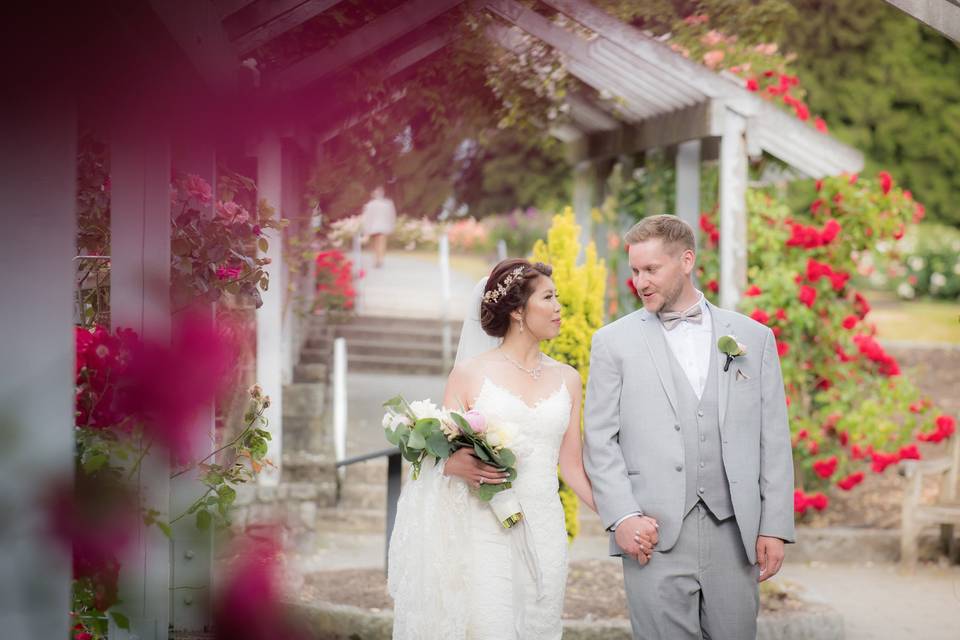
{"left": 674, "top": 424, "right": 681, "bottom": 431}
{"left": 697, "top": 410, "right": 704, "bottom": 417}
{"left": 700, "top": 462, "right": 705, "bottom": 469}
{"left": 698, "top": 487, "right": 705, "bottom": 494}
{"left": 701, "top": 434, "right": 706, "bottom": 442}
{"left": 675, "top": 465, "right": 683, "bottom": 472}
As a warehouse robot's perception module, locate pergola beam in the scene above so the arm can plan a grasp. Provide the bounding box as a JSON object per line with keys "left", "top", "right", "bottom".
{"left": 225, "top": 0, "right": 344, "bottom": 55}
{"left": 268, "top": 0, "right": 465, "bottom": 91}
{"left": 884, "top": 0, "right": 960, "bottom": 43}
{"left": 148, "top": 0, "right": 238, "bottom": 93}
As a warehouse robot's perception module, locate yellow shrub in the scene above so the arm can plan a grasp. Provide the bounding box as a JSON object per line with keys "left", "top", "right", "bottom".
{"left": 531, "top": 207, "right": 606, "bottom": 541}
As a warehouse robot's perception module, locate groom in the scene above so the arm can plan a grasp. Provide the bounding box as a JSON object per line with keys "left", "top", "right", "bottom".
{"left": 584, "top": 215, "right": 795, "bottom": 639}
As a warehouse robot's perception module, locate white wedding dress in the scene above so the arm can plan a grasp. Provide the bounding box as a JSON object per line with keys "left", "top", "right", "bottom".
{"left": 387, "top": 373, "right": 572, "bottom": 639}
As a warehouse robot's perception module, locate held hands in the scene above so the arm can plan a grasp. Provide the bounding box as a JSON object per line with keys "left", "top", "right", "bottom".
{"left": 615, "top": 515, "right": 659, "bottom": 565}
{"left": 443, "top": 446, "right": 509, "bottom": 489}
{"left": 756, "top": 536, "right": 785, "bottom": 582}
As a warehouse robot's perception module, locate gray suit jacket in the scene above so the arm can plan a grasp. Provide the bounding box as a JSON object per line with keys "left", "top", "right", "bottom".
{"left": 583, "top": 302, "right": 795, "bottom": 564}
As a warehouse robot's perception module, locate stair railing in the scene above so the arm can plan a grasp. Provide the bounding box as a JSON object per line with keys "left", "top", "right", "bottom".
{"left": 335, "top": 447, "right": 403, "bottom": 574}
{"left": 332, "top": 336, "right": 348, "bottom": 480}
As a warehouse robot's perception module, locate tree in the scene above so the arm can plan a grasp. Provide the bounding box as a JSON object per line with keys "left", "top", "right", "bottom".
{"left": 784, "top": 0, "right": 960, "bottom": 226}
{"left": 531, "top": 208, "right": 607, "bottom": 539}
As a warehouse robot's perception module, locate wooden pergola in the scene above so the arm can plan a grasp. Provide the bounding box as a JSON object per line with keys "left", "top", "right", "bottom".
{"left": 2, "top": 1, "right": 862, "bottom": 637}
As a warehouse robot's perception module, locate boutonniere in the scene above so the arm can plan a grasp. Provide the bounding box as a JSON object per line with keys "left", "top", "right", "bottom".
{"left": 718, "top": 335, "right": 747, "bottom": 372}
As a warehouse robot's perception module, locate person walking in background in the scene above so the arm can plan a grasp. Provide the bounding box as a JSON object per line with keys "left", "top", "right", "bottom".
{"left": 361, "top": 185, "right": 396, "bottom": 268}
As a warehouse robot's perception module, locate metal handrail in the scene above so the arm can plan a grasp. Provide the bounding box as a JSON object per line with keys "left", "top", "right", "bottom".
{"left": 336, "top": 447, "right": 403, "bottom": 573}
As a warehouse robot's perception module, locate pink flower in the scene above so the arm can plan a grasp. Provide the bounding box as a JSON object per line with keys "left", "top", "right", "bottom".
{"left": 217, "top": 200, "right": 251, "bottom": 224}
{"left": 464, "top": 409, "right": 487, "bottom": 434}
{"left": 814, "top": 117, "right": 828, "bottom": 133}
{"left": 745, "top": 78, "right": 759, "bottom": 91}
{"left": 744, "top": 285, "right": 762, "bottom": 297}
{"left": 703, "top": 49, "right": 725, "bottom": 69}
{"left": 812, "top": 456, "right": 838, "bottom": 479}
{"left": 841, "top": 315, "right": 858, "bottom": 330}
{"left": 184, "top": 174, "right": 212, "bottom": 203}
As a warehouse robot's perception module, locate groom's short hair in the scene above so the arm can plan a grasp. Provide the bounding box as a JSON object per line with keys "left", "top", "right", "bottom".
{"left": 623, "top": 215, "right": 696, "bottom": 255}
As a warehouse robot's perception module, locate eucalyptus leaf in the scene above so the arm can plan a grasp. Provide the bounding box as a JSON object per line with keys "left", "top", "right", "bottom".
{"left": 196, "top": 509, "right": 211, "bottom": 531}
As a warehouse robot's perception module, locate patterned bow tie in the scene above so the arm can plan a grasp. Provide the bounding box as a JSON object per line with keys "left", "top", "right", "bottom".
{"left": 659, "top": 304, "right": 703, "bottom": 330}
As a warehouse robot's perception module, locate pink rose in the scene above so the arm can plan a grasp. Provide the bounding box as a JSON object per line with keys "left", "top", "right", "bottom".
{"left": 184, "top": 174, "right": 212, "bottom": 203}
{"left": 464, "top": 409, "right": 486, "bottom": 434}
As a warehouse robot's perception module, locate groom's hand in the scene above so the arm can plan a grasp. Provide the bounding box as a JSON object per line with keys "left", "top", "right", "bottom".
{"left": 615, "top": 515, "right": 659, "bottom": 564}
{"left": 756, "top": 536, "right": 785, "bottom": 582}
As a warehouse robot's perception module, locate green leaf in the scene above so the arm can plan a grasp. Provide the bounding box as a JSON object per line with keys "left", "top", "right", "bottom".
{"left": 258, "top": 237, "right": 269, "bottom": 253}
{"left": 717, "top": 335, "right": 739, "bottom": 355}
{"left": 473, "top": 442, "right": 491, "bottom": 462}
{"left": 451, "top": 412, "right": 474, "bottom": 436}
{"left": 110, "top": 611, "right": 130, "bottom": 630}
{"left": 384, "top": 427, "right": 401, "bottom": 446}
{"left": 407, "top": 429, "right": 426, "bottom": 450}
{"left": 172, "top": 238, "right": 192, "bottom": 256}
{"left": 156, "top": 521, "right": 172, "bottom": 539}
{"left": 82, "top": 451, "right": 108, "bottom": 474}
{"left": 425, "top": 431, "right": 453, "bottom": 459}
{"left": 196, "top": 509, "right": 211, "bottom": 531}
{"left": 217, "top": 485, "right": 237, "bottom": 506}
{"left": 496, "top": 448, "right": 516, "bottom": 468}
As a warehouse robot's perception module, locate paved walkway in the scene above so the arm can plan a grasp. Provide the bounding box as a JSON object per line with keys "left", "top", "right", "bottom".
{"left": 352, "top": 249, "right": 482, "bottom": 320}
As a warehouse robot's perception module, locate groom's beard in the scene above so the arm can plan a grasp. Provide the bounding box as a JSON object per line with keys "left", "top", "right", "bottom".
{"left": 646, "top": 277, "right": 684, "bottom": 313}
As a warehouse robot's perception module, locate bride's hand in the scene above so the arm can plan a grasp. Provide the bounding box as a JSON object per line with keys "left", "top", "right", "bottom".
{"left": 443, "top": 447, "right": 510, "bottom": 488}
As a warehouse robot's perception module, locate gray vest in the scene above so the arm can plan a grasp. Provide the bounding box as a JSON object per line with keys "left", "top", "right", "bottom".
{"left": 665, "top": 334, "right": 734, "bottom": 521}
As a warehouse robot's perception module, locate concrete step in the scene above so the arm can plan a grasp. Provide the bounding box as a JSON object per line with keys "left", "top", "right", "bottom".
{"left": 283, "top": 383, "right": 326, "bottom": 418}
{"left": 294, "top": 362, "right": 328, "bottom": 383}
{"left": 282, "top": 415, "right": 328, "bottom": 453}
{"left": 346, "top": 316, "right": 464, "bottom": 333}
{"left": 347, "top": 353, "right": 446, "bottom": 374}
{"left": 339, "top": 482, "right": 387, "bottom": 510}
{"left": 300, "top": 348, "right": 333, "bottom": 364}
{"left": 303, "top": 336, "right": 334, "bottom": 351}
{"left": 316, "top": 507, "right": 387, "bottom": 534}
{"left": 347, "top": 340, "right": 445, "bottom": 360}
{"left": 334, "top": 325, "right": 461, "bottom": 344}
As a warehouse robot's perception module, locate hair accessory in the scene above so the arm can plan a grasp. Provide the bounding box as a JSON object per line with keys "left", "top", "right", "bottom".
{"left": 482, "top": 265, "right": 526, "bottom": 304}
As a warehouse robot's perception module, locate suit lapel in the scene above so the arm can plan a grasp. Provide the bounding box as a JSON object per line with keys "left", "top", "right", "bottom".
{"left": 709, "top": 302, "right": 733, "bottom": 431}
{"left": 638, "top": 309, "right": 679, "bottom": 418}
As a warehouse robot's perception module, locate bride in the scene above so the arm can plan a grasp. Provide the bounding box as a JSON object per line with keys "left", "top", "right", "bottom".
{"left": 388, "top": 258, "right": 650, "bottom": 639}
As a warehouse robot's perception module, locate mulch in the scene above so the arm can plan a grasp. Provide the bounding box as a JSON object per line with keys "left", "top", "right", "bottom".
{"left": 298, "top": 560, "right": 808, "bottom": 621}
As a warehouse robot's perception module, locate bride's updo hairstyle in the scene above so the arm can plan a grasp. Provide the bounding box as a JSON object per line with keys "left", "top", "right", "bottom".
{"left": 480, "top": 258, "right": 553, "bottom": 338}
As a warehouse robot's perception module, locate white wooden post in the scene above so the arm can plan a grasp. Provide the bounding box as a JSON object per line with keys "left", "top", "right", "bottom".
{"left": 496, "top": 239, "right": 508, "bottom": 262}
{"left": 573, "top": 160, "right": 599, "bottom": 256}
{"left": 169, "top": 143, "right": 216, "bottom": 631}
{"left": 110, "top": 119, "right": 172, "bottom": 640}
{"left": 439, "top": 232, "right": 452, "bottom": 371}
{"left": 719, "top": 108, "right": 748, "bottom": 310}
{"left": 332, "top": 337, "right": 348, "bottom": 479}
{"left": 676, "top": 140, "right": 701, "bottom": 286}
{"left": 0, "top": 97, "right": 76, "bottom": 639}
{"left": 257, "top": 131, "right": 284, "bottom": 486}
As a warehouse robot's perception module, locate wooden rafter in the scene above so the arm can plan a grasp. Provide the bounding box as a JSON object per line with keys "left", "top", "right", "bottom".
{"left": 148, "top": 0, "right": 238, "bottom": 93}
{"left": 267, "top": 0, "right": 465, "bottom": 91}
{"left": 224, "top": 0, "right": 344, "bottom": 55}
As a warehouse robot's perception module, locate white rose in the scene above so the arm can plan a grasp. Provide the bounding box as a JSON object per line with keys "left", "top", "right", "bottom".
{"left": 908, "top": 256, "right": 926, "bottom": 272}
{"left": 897, "top": 282, "right": 916, "bottom": 299}
{"left": 382, "top": 412, "right": 410, "bottom": 433}
{"left": 408, "top": 399, "right": 441, "bottom": 421}
{"left": 930, "top": 272, "right": 947, "bottom": 288}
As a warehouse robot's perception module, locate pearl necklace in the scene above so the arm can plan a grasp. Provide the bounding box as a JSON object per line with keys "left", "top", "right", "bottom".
{"left": 499, "top": 348, "right": 543, "bottom": 380}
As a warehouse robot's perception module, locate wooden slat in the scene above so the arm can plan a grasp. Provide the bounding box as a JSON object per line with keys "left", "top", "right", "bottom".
{"left": 213, "top": 0, "right": 260, "bottom": 20}
{"left": 884, "top": 0, "right": 960, "bottom": 43}
{"left": 225, "top": 0, "right": 343, "bottom": 54}
{"left": 268, "top": 0, "right": 465, "bottom": 91}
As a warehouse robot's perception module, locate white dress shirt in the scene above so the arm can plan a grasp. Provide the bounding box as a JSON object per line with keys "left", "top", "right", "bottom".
{"left": 610, "top": 292, "right": 712, "bottom": 532}
{"left": 660, "top": 292, "right": 712, "bottom": 400}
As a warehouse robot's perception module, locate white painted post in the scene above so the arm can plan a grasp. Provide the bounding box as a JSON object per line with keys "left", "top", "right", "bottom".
{"left": 0, "top": 96, "right": 76, "bottom": 639}
{"left": 169, "top": 142, "right": 216, "bottom": 631}
{"left": 439, "top": 232, "right": 452, "bottom": 371}
{"left": 332, "top": 337, "right": 347, "bottom": 479}
{"left": 572, "top": 159, "right": 598, "bottom": 256}
{"left": 257, "top": 131, "right": 284, "bottom": 486}
{"left": 719, "top": 108, "right": 749, "bottom": 310}
{"left": 110, "top": 118, "right": 172, "bottom": 640}
{"left": 497, "top": 239, "right": 508, "bottom": 262}
{"left": 676, "top": 139, "right": 701, "bottom": 287}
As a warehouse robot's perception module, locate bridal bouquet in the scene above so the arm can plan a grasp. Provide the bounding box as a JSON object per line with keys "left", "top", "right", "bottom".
{"left": 382, "top": 396, "right": 523, "bottom": 527}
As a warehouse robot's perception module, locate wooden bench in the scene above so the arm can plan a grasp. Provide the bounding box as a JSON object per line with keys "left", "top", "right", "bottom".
{"left": 900, "top": 434, "right": 960, "bottom": 571}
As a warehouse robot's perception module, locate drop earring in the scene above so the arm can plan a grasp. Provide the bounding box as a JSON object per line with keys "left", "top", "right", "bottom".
{"left": 519, "top": 317, "right": 524, "bottom": 333}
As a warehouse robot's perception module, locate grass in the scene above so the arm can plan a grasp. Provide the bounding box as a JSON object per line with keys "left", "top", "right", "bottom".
{"left": 866, "top": 290, "right": 960, "bottom": 344}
